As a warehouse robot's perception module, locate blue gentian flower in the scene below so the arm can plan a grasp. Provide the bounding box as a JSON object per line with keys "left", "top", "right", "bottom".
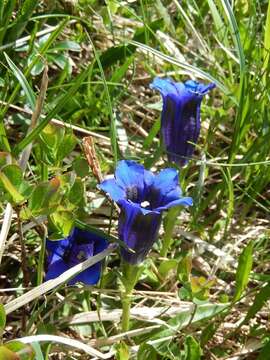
{"left": 45, "top": 227, "right": 108, "bottom": 285}
{"left": 150, "top": 77, "right": 216, "bottom": 165}
{"left": 100, "top": 160, "right": 192, "bottom": 264}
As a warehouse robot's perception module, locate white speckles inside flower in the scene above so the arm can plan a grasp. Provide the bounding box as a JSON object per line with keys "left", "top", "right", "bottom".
{"left": 140, "top": 200, "right": 150, "bottom": 208}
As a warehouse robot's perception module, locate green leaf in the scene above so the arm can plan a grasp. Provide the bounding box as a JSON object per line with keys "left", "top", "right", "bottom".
{"left": 0, "top": 165, "right": 25, "bottom": 204}
{"left": 200, "top": 323, "right": 217, "bottom": 347}
{"left": 50, "top": 210, "right": 74, "bottom": 236}
{"left": 243, "top": 284, "right": 270, "bottom": 324}
{"left": 4, "top": 53, "right": 36, "bottom": 110}
{"left": 258, "top": 339, "right": 270, "bottom": 360}
{"left": 0, "top": 303, "right": 6, "bottom": 335}
{"left": 160, "top": 206, "right": 180, "bottom": 257}
{"left": 150, "top": 303, "right": 227, "bottom": 350}
{"left": 177, "top": 254, "right": 192, "bottom": 284}
{"left": 72, "top": 157, "right": 90, "bottom": 178}
{"left": 56, "top": 132, "right": 77, "bottom": 162}
{"left": 143, "top": 119, "right": 160, "bottom": 149}
{"left": 159, "top": 259, "right": 178, "bottom": 278}
{"left": 50, "top": 53, "right": 69, "bottom": 70}
{"left": 5, "top": 341, "right": 35, "bottom": 360}
{"left": 68, "top": 178, "right": 84, "bottom": 206}
{"left": 29, "top": 343, "right": 44, "bottom": 360}
{"left": 28, "top": 178, "right": 61, "bottom": 215}
{"left": 51, "top": 40, "right": 81, "bottom": 52}
{"left": 184, "top": 336, "right": 202, "bottom": 360}
{"left": 115, "top": 341, "right": 130, "bottom": 360}
{"left": 137, "top": 343, "right": 157, "bottom": 360}
{"left": 233, "top": 241, "right": 253, "bottom": 302}
{"left": 263, "top": 0, "right": 270, "bottom": 85}
{"left": 0, "top": 346, "right": 19, "bottom": 360}
{"left": 6, "top": 0, "right": 39, "bottom": 42}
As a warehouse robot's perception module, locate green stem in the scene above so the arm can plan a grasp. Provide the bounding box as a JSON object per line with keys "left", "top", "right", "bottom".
{"left": 37, "top": 225, "right": 47, "bottom": 286}
{"left": 121, "top": 291, "right": 132, "bottom": 332}
{"left": 120, "top": 262, "right": 142, "bottom": 332}
{"left": 160, "top": 207, "right": 180, "bottom": 257}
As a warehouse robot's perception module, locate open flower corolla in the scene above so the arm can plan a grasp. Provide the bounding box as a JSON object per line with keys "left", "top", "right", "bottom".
{"left": 45, "top": 227, "right": 108, "bottom": 285}
{"left": 100, "top": 160, "right": 192, "bottom": 264}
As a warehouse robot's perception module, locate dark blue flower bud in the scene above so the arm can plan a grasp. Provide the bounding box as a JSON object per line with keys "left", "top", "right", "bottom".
{"left": 150, "top": 77, "right": 215, "bottom": 165}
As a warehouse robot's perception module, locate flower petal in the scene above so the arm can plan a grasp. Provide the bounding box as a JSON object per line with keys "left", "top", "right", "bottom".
{"left": 147, "top": 168, "right": 180, "bottom": 208}
{"left": 185, "top": 80, "right": 216, "bottom": 95}
{"left": 155, "top": 196, "right": 193, "bottom": 211}
{"left": 69, "top": 263, "right": 102, "bottom": 285}
{"left": 150, "top": 77, "right": 179, "bottom": 97}
{"left": 45, "top": 227, "right": 108, "bottom": 285}
{"left": 45, "top": 259, "right": 69, "bottom": 281}
{"left": 99, "top": 178, "right": 126, "bottom": 202}
{"left": 115, "top": 160, "right": 146, "bottom": 202}
{"left": 46, "top": 238, "right": 70, "bottom": 264}
{"left": 46, "top": 238, "right": 70, "bottom": 253}
{"left": 118, "top": 199, "right": 162, "bottom": 264}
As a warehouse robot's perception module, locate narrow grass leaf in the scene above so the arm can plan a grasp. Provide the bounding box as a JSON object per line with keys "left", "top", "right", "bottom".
{"left": 233, "top": 241, "right": 253, "bottom": 302}
{"left": 243, "top": 284, "right": 270, "bottom": 324}
{"left": 263, "top": 0, "right": 270, "bottom": 84}
{"left": 258, "top": 339, "right": 270, "bottom": 360}
{"left": 220, "top": 0, "right": 245, "bottom": 72}
{"left": 7, "top": 0, "right": 39, "bottom": 42}
{"left": 0, "top": 303, "right": 5, "bottom": 335}
{"left": 88, "top": 35, "right": 118, "bottom": 165}
{"left": 14, "top": 66, "right": 89, "bottom": 155}
{"left": 4, "top": 53, "right": 36, "bottom": 110}
{"left": 0, "top": 0, "right": 16, "bottom": 44}
{"left": 143, "top": 119, "right": 160, "bottom": 149}
{"left": 130, "top": 40, "right": 231, "bottom": 98}
{"left": 184, "top": 335, "right": 202, "bottom": 360}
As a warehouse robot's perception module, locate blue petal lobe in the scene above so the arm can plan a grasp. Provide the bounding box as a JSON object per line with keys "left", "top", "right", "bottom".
{"left": 46, "top": 238, "right": 70, "bottom": 253}
{"left": 155, "top": 196, "right": 193, "bottom": 211}
{"left": 150, "top": 77, "right": 179, "bottom": 97}
{"left": 147, "top": 168, "right": 180, "bottom": 209}
{"left": 69, "top": 263, "right": 102, "bottom": 285}
{"left": 115, "top": 160, "right": 146, "bottom": 202}
{"left": 99, "top": 178, "right": 126, "bottom": 202}
{"left": 153, "top": 168, "right": 179, "bottom": 193}
{"left": 45, "top": 259, "right": 69, "bottom": 281}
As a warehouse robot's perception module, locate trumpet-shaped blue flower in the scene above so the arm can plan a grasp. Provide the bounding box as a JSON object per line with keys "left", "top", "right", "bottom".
{"left": 45, "top": 227, "right": 108, "bottom": 285}
{"left": 100, "top": 160, "right": 192, "bottom": 264}
{"left": 150, "top": 77, "right": 215, "bottom": 165}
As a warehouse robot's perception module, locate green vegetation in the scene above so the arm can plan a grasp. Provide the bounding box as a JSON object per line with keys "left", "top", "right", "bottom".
{"left": 0, "top": 1, "right": 270, "bottom": 358}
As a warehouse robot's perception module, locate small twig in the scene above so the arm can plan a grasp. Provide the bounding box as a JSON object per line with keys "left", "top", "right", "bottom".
{"left": 0, "top": 99, "right": 110, "bottom": 143}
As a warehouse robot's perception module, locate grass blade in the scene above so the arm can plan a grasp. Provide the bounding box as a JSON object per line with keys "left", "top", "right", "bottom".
{"left": 233, "top": 241, "right": 253, "bottom": 302}
{"left": 14, "top": 66, "right": 89, "bottom": 155}
{"left": 4, "top": 52, "right": 36, "bottom": 110}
